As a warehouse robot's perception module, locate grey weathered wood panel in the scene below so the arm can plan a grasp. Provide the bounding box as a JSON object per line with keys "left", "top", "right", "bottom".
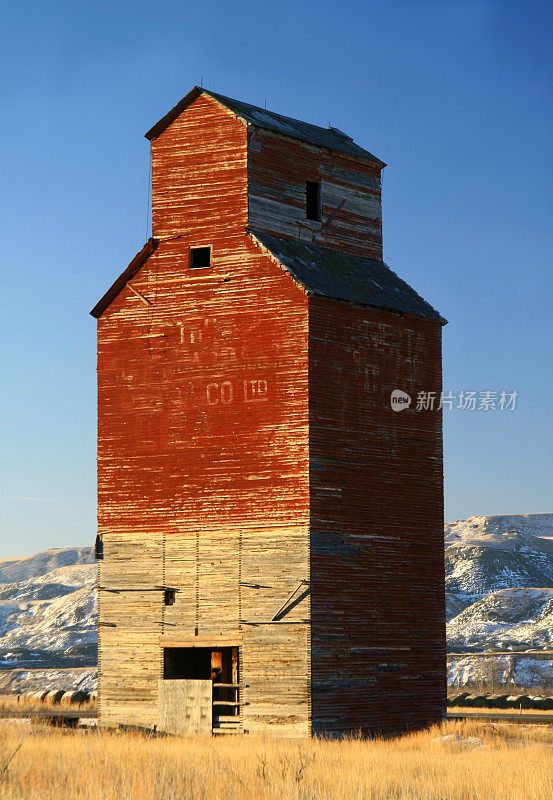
{"left": 241, "top": 623, "right": 310, "bottom": 738}
{"left": 159, "top": 680, "right": 212, "bottom": 735}
{"left": 98, "top": 523, "right": 312, "bottom": 735}
{"left": 247, "top": 128, "right": 383, "bottom": 260}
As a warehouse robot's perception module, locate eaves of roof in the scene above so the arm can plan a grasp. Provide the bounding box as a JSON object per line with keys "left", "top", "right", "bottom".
{"left": 90, "top": 238, "right": 158, "bottom": 319}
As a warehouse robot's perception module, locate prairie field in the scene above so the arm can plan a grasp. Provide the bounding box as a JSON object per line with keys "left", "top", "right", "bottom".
{"left": 0, "top": 719, "right": 552, "bottom": 800}
{"left": 451, "top": 705, "right": 553, "bottom": 716}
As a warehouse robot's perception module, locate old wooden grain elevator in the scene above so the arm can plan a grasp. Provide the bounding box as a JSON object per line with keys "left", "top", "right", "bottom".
{"left": 91, "top": 86, "right": 446, "bottom": 737}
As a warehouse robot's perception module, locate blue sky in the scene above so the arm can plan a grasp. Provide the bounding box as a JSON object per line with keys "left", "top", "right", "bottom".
{"left": 1, "top": 0, "right": 552, "bottom": 557}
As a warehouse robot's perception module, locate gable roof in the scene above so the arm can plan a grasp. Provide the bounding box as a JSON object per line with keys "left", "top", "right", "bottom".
{"left": 249, "top": 230, "right": 446, "bottom": 323}
{"left": 90, "top": 238, "right": 158, "bottom": 319}
{"left": 145, "top": 86, "right": 385, "bottom": 165}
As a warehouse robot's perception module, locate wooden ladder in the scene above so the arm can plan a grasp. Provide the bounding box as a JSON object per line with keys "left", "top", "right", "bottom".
{"left": 212, "top": 682, "right": 243, "bottom": 735}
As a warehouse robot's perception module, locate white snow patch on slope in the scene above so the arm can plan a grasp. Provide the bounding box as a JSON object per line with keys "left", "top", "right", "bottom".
{"left": 448, "top": 655, "right": 553, "bottom": 689}
{"left": 0, "top": 558, "right": 97, "bottom": 670}
{"left": 448, "top": 588, "right": 553, "bottom": 652}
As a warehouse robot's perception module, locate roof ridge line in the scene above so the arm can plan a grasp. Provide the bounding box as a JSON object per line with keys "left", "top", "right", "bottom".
{"left": 144, "top": 86, "right": 386, "bottom": 165}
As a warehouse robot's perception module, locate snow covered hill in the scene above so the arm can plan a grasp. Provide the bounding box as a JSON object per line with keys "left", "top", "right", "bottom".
{"left": 0, "top": 550, "right": 97, "bottom": 671}
{"left": 445, "top": 514, "right": 553, "bottom": 544}
{"left": 446, "top": 531, "right": 553, "bottom": 596}
{"left": 0, "top": 547, "right": 94, "bottom": 584}
{"left": 446, "top": 514, "right": 553, "bottom": 687}
{"left": 446, "top": 514, "right": 553, "bottom": 606}
{"left": 448, "top": 588, "right": 553, "bottom": 652}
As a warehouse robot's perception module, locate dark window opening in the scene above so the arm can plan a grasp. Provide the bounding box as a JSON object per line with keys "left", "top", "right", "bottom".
{"left": 190, "top": 246, "right": 211, "bottom": 269}
{"left": 163, "top": 647, "right": 238, "bottom": 680}
{"left": 94, "top": 534, "right": 103, "bottom": 560}
{"left": 306, "top": 181, "right": 321, "bottom": 221}
{"left": 163, "top": 647, "right": 211, "bottom": 679}
{"left": 164, "top": 589, "right": 176, "bottom": 606}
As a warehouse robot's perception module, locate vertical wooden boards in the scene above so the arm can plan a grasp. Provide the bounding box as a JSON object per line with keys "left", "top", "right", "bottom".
{"left": 163, "top": 533, "right": 196, "bottom": 635}
{"left": 161, "top": 524, "right": 311, "bottom": 737}
{"left": 240, "top": 524, "right": 311, "bottom": 738}
{"left": 199, "top": 530, "right": 240, "bottom": 636}
{"left": 308, "top": 297, "right": 446, "bottom": 736}
{"left": 163, "top": 530, "right": 240, "bottom": 639}
{"left": 98, "top": 533, "right": 164, "bottom": 728}
{"left": 100, "top": 532, "right": 163, "bottom": 588}
{"left": 98, "top": 591, "right": 162, "bottom": 728}
{"left": 159, "top": 680, "right": 212, "bottom": 735}
{"left": 248, "top": 128, "right": 383, "bottom": 260}
{"left": 242, "top": 624, "right": 310, "bottom": 738}
{"left": 240, "top": 526, "right": 309, "bottom": 623}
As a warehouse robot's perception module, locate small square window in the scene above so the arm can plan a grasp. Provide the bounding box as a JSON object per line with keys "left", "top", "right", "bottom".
{"left": 190, "top": 246, "right": 211, "bottom": 269}
{"left": 164, "top": 589, "right": 176, "bottom": 606}
{"left": 306, "top": 181, "right": 321, "bottom": 221}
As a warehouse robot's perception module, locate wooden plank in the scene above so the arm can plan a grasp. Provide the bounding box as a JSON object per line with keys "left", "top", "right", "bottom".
{"left": 159, "top": 636, "right": 241, "bottom": 648}
{"left": 159, "top": 680, "right": 212, "bottom": 735}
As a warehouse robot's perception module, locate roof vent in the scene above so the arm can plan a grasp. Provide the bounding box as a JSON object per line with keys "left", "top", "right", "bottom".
{"left": 328, "top": 126, "right": 354, "bottom": 142}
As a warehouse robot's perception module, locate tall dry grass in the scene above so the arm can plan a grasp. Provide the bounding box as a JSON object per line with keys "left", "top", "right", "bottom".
{"left": 0, "top": 718, "right": 552, "bottom": 800}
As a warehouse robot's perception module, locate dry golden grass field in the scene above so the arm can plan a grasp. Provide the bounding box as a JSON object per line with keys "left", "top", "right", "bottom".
{"left": 451, "top": 706, "right": 553, "bottom": 717}
{"left": 0, "top": 719, "right": 552, "bottom": 800}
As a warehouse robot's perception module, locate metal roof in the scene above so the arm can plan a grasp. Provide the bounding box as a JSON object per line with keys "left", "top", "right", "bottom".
{"left": 249, "top": 230, "right": 446, "bottom": 323}
{"left": 145, "top": 86, "right": 385, "bottom": 165}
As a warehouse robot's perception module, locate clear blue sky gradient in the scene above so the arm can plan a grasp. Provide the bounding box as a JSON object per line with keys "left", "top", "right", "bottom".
{"left": 1, "top": 0, "right": 552, "bottom": 557}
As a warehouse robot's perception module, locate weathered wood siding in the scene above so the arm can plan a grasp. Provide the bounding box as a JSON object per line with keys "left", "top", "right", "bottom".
{"left": 240, "top": 525, "right": 310, "bottom": 737}
{"left": 151, "top": 93, "right": 248, "bottom": 241}
{"left": 97, "top": 95, "right": 311, "bottom": 733}
{"left": 161, "top": 524, "right": 311, "bottom": 737}
{"left": 308, "top": 297, "right": 445, "bottom": 736}
{"left": 159, "top": 680, "right": 212, "bottom": 735}
{"left": 248, "top": 129, "right": 383, "bottom": 259}
{"left": 98, "top": 533, "right": 163, "bottom": 728}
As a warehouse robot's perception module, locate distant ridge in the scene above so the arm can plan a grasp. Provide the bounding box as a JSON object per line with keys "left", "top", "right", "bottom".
{"left": 445, "top": 513, "right": 553, "bottom": 687}
{"left": 0, "top": 547, "right": 94, "bottom": 585}
{"left": 445, "top": 514, "right": 553, "bottom": 544}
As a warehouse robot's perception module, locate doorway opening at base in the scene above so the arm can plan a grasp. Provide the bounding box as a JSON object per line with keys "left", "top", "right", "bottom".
{"left": 163, "top": 646, "right": 240, "bottom": 717}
